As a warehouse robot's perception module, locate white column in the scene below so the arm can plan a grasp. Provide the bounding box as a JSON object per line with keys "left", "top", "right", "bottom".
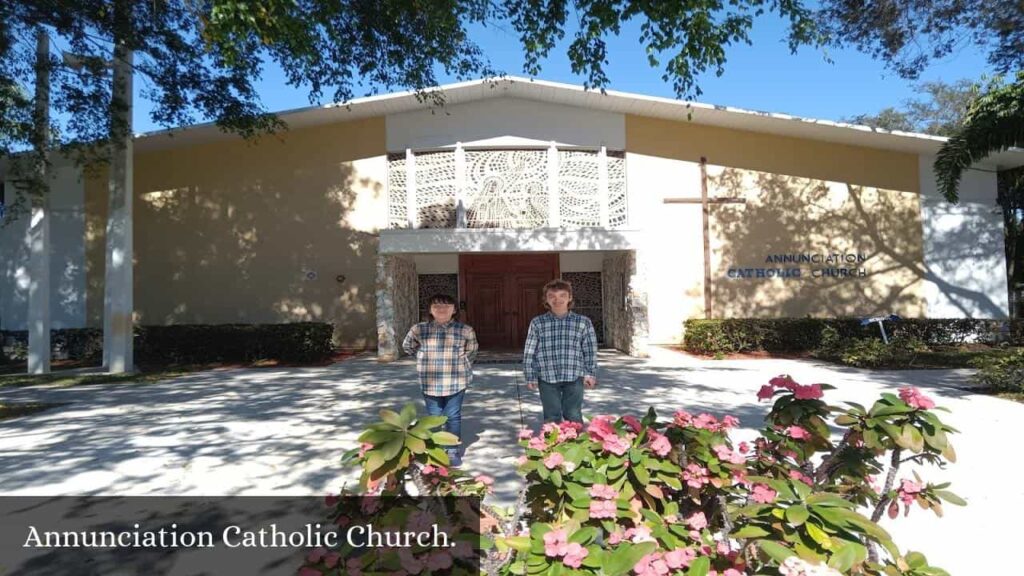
{"left": 598, "top": 145, "right": 609, "bottom": 228}
{"left": 547, "top": 142, "right": 560, "bottom": 227}
{"left": 27, "top": 198, "right": 51, "bottom": 374}
{"left": 27, "top": 30, "right": 51, "bottom": 375}
{"left": 103, "top": 43, "right": 134, "bottom": 373}
{"left": 405, "top": 148, "right": 418, "bottom": 228}
{"left": 455, "top": 142, "right": 466, "bottom": 228}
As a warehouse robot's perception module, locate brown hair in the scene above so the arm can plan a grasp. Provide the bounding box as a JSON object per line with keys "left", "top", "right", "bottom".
{"left": 542, "top": 279, "right": 574, "bottom": 310}
{"left": 427, "top": 293, "right": 458, "bottom": 320}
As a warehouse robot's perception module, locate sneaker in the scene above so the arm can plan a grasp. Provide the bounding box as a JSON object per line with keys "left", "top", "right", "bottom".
{"left": 446, "top": 450, "right": 463, "bottom": 468}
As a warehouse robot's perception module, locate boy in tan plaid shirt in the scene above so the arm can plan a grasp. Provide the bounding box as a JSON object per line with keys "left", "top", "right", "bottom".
{"left": 402, "top": 293, "right": 478, "bottom": 466}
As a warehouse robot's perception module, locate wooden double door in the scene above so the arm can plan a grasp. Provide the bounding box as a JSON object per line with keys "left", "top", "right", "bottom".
{"left": 459, "top": 254, "right": 559, "bottom": 350}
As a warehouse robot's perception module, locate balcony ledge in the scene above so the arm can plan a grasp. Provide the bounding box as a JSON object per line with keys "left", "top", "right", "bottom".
{"left": 378, "top": 227, "right": 644, "bottom": 254}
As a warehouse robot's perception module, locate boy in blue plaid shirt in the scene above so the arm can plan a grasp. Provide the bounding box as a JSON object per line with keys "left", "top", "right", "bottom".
{"left": 523, "top": 279, "right": 598, "bottom": 423}
{"left": 403, "top": 293, "right": 478, "bottom": 466}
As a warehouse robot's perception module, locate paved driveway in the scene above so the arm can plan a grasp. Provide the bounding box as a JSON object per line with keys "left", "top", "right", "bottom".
{"left": 0, "top": 347, "right": 1016, "bottom": 574}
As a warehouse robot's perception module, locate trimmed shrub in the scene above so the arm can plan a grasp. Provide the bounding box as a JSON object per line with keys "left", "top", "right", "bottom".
{"left": 683, "top": 318, "right": 864, "bottom": 355}
{"left": 135, "top": 323, "right": 333, "bottom": 364}
{"left": 831, "top": 335, "right": 928, "bottom": 369}
{"left": 683, "top": 317, "right": 1019, "bottom": 356}
{"left": 0, "top": 328, "right": 103, "bottom": 362}
{"left": 1, "top": 323, "right": 333, "bottom": 365}
{"left": 971, "top": 349, "right": 1024, "bottom": 392}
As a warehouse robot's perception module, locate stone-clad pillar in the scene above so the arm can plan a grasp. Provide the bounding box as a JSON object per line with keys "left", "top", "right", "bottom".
{"left": 602, "top": 250, "right": 649, "bottom": 357}
{"left": 376, "top": 254, "right": 418, "bottom": 361}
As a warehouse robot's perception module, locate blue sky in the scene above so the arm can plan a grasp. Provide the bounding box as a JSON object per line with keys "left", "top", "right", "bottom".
{"left": 132, "top": 12, "right": 993, "bottom": 134}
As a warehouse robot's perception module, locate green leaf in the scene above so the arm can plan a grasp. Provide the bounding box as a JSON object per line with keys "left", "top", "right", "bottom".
{"left": 357, "top": 429, "right": 399, "bottom": 445}
{"left": 503, "top": 536, "right": 531, "bottom": 552}
{"left": 399, "top": 403, "right": 417, "bottom": 426}
{"left": 379, "top": 409, "right": 405, "bottom": 428}
{"left": 731, "top": 525, "right": 771, "bottom": 538}
{"left": 660, "top": 474, "right": 683, "bottom": 490}
{"left": 923, "top": 428, "right": 948, "bottom": 452}
{"left": 582, "top": 545, "right": 604, "bottom": 568}
{"left": 604, "top": 542, "right": 657, "bottom": 576}
{"left": 364, "top": 451, "right": 385, "bottom": 474}
{"left": 410, "top": 416, "right": 446, "bottom": 437}
{"left": 427, "top": 446, "right": 450, "bottom": 466}
{"left": 687, "top": 556, "right": 710, "bottom": 576}
{"left": 786, "top": 505, "right": 810, "bottom": 526}
{"left": 834, "top": 414, "right": 858, "bottom": 426}
{"left": 405, "top": 434, "right": 426, "bottom": 454}
{"left": 935, "top": 490, "right": 967, "bottom": 506}
{"left": 791, "top": 480, "right": 811, "bottom": 500}
{"left": 569, "top": 527, "right": 598, "bottom": 546}
{"left": 431, "top": 431, "right": 460, "bottom": 446}
{"left": 827, "top": 542, "right": 859, "bottom": 572}
{"left": 804, "top": 521, "right": 833, "bottom": 549}
{"left": 755, "top": 539, "right": 794, "bottom": 563}
{"left": 903, "top": 424, "right": 925, "bottom": 453}
{"left": 633, "top": 463, "right": 650, "bottom": 484}
{"left": 905, "top": 551, "right": 927, "bottom": 569}
{"left": 863, "top": 428, "right": 882, "bottom": 450}
{"left": 378, "top": 435, "right": 405, "bottom": 461}
{"left": 942, "top": 441, "right": 957, "bottom": 462}
{"left": 805, "top": 493, "right": 854, "bottom": 508}
{"left": 871, "top": 404, "right": 913, "bottom": 417}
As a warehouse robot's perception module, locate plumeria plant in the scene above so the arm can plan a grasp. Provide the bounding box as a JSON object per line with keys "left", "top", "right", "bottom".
{"left": 299, "top": 404, "right": 499, "bottom": 575}
{"left": 308, "top": 379, "right": 961, "bottom": 576}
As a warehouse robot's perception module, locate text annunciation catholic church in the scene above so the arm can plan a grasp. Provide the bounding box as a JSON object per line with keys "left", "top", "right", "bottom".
{"left": 2, "top": 77, "right": 1021, "bottom": 358}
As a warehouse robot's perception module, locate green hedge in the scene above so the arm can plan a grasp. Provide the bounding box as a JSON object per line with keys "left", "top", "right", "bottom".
{"left": 1, "top": 323, "right": 333, "bottom": 365}
{"left": 682, "top": 318, "right": 1024, "bottom": 355}
{"left": 0, "top": 328, "right": 104, "bottom": 363}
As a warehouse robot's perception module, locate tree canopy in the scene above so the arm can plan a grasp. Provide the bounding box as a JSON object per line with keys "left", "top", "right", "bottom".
{"left": 0, "top": 0, "right": 825, "bottom": 219}
{"left": 843, "top": 79, "right": 980, "bottom": 137}
{"left": 3, "top": 0, "right": 1021, "bottom": 212}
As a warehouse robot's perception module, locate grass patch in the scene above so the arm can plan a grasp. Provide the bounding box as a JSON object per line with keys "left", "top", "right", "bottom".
{"left": 0, "top": 402, "right": 62, "bottom": 420}
{"left": 910, "top": 345, "right": 1021, "bottom": 369}
{"left": 996, "top": 392, "right": 1024, "bottom": 404}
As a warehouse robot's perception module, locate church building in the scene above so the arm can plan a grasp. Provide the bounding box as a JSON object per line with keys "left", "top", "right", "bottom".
{"left": 2, "top": 77, "right": 1020, "bottom": 359}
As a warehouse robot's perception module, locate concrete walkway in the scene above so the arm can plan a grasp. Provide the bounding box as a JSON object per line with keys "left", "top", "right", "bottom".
{"left": 0, "top": 347, "right": 1017, "bottom": 575}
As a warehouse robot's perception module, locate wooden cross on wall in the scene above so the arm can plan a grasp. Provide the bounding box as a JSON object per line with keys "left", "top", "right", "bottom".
{"left": 663, "top": 157, "right": 746, "bottom": 318}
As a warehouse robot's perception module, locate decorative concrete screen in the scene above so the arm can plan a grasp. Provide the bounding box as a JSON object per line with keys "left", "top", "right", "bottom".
{"left": 387, "top": 148, "right": 626, "bottom": 229}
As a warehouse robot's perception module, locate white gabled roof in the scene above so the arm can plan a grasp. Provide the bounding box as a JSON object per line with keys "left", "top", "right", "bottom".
{"left": 136, "top": 76, "right": 1024, "bottom": 169}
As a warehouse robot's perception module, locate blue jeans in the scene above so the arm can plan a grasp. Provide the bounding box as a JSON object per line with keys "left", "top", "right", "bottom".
{"left": 422, "top": 389, "right": 465, "bottom": 457}
{"left": 538, "top": 378, "right": 584, "bottom": 423}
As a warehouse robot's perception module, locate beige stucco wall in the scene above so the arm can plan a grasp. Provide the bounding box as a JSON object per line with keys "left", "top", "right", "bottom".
{"left": 626, "top": 115, "right": 927, "bottom": 344}
{"left": 85, "top": 117, "right": 388, "bottom": 349}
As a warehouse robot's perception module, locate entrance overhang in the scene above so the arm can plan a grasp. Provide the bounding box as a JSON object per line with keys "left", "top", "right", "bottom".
{"left": 378, "top": 228, "right": 644, "bottom": 254}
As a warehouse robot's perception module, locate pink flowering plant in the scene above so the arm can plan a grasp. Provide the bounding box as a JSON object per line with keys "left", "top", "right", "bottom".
{"left": 314, "top": 379, "right": 963, "bottom": 576}
{"left": 491, "top": 377, "right": 962, "bottom": 576}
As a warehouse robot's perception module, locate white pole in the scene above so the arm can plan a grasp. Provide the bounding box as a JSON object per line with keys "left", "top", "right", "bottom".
{"left": 598, "top": 145, "right": 609, "bottom": 228}
{"left": 27, "top": 29, "right": 51, "bottom": 375}
{"left": 547, "top": 142, "right": 559, "bottom": 227}
{"left": 405, "top": 148, "right": 417, "bottom": 228}
{"left": 103, "top": 36, "right": 134, "bottom": 374}
{"left": 455, "top": 142, "right": 466, "bottom": 228}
